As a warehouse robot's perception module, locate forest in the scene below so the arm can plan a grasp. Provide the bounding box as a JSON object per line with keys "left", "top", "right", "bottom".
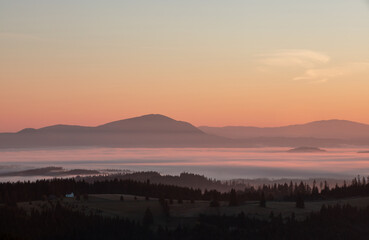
{"left": 1, "top": 174, "right": 369, "bottom": 205}
{"left": 0, "top": 197, "right": 369, "bottom": 239}
{"left": 0, "top": 175, "right": 369, "bottom": 239}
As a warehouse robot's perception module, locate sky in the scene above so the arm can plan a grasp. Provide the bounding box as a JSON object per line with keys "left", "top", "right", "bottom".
{"left": 1, "top": 0, "right": 369, "bottom": 132}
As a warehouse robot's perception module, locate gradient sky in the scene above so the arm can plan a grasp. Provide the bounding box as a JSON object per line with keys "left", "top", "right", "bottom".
{"left": 1, "top": 0, "right": 369, "bottom": 132}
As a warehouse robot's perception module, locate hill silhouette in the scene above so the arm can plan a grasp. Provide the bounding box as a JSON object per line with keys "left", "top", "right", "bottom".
{"left": 96, "top": 114, "right": 202, "bottom": 133}
{"left": 199, "top": 119, "right": 369, "bottom": 140}
{"left": 0, "top": 114, "right": 234, "bottom": 148}
{"left": 17, "top": 114, "right": 202, "bottom": 134}
{"left": 1, "top": 116, "right": 369, "bottom": 148}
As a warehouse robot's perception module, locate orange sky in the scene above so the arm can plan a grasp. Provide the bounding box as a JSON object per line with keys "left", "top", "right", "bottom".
{"left": 1, "top": 1, "right": 369, "bottom": 132}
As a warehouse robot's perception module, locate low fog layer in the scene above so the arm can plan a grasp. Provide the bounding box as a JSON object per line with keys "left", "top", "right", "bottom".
{"left": 1, "top": 147, "right": 368, "bottom": 180}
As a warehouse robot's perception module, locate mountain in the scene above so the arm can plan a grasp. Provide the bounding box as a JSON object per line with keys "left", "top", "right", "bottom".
{"left": 1, "top": 116, "right": 369, "bottom": 148}
{"left": 199, "top": 120, "right": 369, "bottom": 140}
{"left": 0, "top": 114, "right": 235, "bottom": 148}
{"left": 17, "top": 114, "right": 202, "bottom": 134}
{"left": 96, "top": 114, "right": 202, "bottom": 133}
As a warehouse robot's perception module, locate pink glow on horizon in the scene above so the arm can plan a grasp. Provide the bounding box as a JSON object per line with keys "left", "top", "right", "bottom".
{"left": 1, "top": 147, "right": 369, "bottom": 179}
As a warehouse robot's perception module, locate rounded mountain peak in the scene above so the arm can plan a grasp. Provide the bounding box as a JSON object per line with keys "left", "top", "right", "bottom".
{"left": 97, "top": 114, "right": 203, "bottom": 134}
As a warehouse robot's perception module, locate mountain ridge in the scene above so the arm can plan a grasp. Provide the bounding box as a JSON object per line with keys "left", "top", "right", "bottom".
{"left": 1, "top": 115, "right": 369, "bottom": 148}
{"left": 15, "top": 114, "right": 203, "bottom": 134}
{"left": 0, "top": 114, "right": 229, "bottom": 148}
{"left": 200, "top": 119, "right": 369, "bottom": 130}
{"left": 199, "top": 119, "right": 369, "bottom": 139}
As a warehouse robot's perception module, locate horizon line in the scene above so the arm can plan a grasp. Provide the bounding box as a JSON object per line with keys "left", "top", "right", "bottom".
{"left": 1, "top": 114, "right": 368, "bottom": 134}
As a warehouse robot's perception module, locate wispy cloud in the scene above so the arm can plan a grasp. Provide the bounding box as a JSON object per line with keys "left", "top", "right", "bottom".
{"left": 0, "top": 32, "right": 45, "bottom": 41}
{"left": 294, "top": 62, "right": 369, "bottom": 83}
{"left": 257, "top": 49, "right": 330, "bottom": 68}
{"left": 258, "top": 49, "right": 369, "bottom": 83}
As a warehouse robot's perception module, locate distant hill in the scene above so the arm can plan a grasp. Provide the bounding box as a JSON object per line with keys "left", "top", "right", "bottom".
{"left": 287, "top": 147, "right": 326, "bottom": 153}
{"left": 96, "top": 114, "right": 202, "bottom": 133}
{"left": 18, "top": 114, "right": 202, "bottom": 134}
{"left": 0, "top": 114, "right": 235, "bottom": 148}
{"left": 199, "top": 120, "right": 369, "bottom": 140}
{"left": 1, "top": 116, "right": 369, "bottom": 148}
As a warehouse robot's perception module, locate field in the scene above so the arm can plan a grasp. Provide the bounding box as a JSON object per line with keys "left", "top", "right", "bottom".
{"left": 19, "top": 194, "right": 369, "bottom": 229}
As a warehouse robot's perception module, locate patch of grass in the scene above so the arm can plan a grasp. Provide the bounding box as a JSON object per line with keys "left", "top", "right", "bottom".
{"left": 17, "top": 195, "right": 369, "bottom": 229}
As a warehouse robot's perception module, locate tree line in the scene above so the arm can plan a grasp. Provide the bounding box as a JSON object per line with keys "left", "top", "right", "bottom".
{"left": 0, "top": 175, "right": 369, "bottom": 205}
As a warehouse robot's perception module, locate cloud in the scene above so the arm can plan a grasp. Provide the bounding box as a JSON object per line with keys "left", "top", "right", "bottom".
{"left": 257, "top": 49, "right": 330, "bottom": 68}
{"left": 258, "top": 49, "right": 369, "bottom": 83}
{"left": 294, "top": 62, "right": 369, "bottom": 83}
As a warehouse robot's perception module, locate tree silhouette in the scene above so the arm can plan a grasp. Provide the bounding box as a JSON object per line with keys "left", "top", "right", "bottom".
{"left": 209, "top": 199, "right": 220, "bottom": 207}
{"left": 143, "top": 208, "right": 154, "bottom": 226}
{"left": 259, "top": 191, "right": 266, "bottom": 208}
{"left": 159, "top": 198, "right": 170, "bottom": 218}
{"left": 296, "top": 194, "right": 305, "bottom": 209}
{"left": 229, "top": 189, "right": 238, "bottom": 206}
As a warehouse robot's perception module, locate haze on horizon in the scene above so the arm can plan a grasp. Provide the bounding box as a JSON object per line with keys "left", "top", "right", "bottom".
{"left": 1, "top": 0, "right": 369, "bottom": 132}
